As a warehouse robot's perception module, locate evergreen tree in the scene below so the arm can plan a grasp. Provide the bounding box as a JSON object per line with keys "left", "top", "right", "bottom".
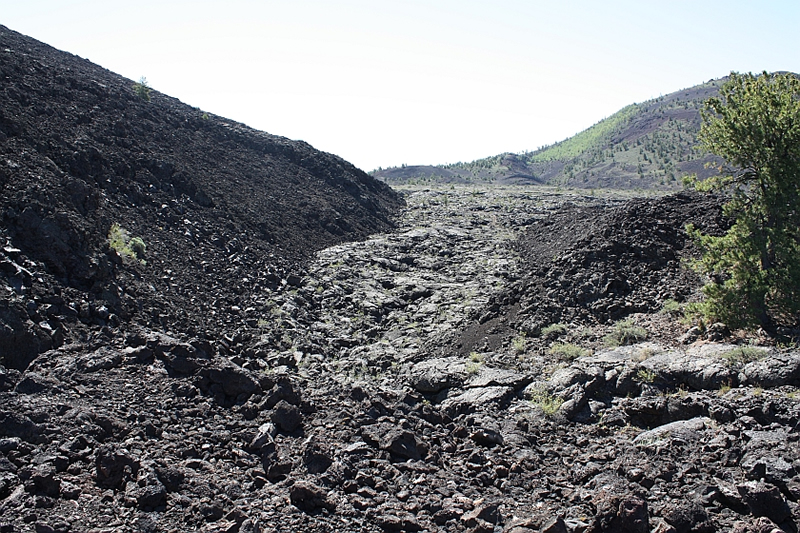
{"left": 687, "top": 72, "right": 800, "bottom": 329}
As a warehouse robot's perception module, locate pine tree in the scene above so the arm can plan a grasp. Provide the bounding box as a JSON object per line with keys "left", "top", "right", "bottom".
{"left": 687, "top": 72, "right": 800, "bottom": 329}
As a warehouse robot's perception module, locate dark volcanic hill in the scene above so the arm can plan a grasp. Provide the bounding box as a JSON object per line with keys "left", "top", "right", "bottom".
{"left": 373, "top": 79, "right": 726, "bottom": 190}
{"left": 0, "top": 25, "right": 403, "bottom": 370}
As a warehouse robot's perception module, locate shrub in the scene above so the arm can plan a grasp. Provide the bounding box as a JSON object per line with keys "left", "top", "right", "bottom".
{"left": 128, "top": 237, "right": 147, "bottom": 260}
{"left": 108, "top": 223, "right": 146, "bottom": 264}
{"left": 604, "top": 320, "right": 648, "bottom": 347}
{"left": 634, "top": 368, "right": 656, "bottom": 384}
{"left": 511, "top": 334, "right": 527, "bottom": 354}
{"left": 686, "top": 72, "right": 800, "bottom": 329}
{"left": 541, "top": 323, "right": 568, "bottom": 340}
{"left": 529, "top": 389, "right": 563, "bottom": 417}
{"left": 719, "top": 346, "right": 767, "bottom": 367}
{"left": 133, "top": 76, "right": 151, "bottom": 102}
{"left": 548, "top": 342, "right": 590, "bottom": 361}
{"left": 465, "top": 361, "right": 482, "bottom": 375}
{"left": 659, "top": 299, "right": 683, "bottom": 317}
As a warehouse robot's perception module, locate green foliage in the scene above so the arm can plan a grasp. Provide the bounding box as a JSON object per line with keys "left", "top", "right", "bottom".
{"left": 548, "top": 342, "right": 590, "bottom": 361}
{"left": 686, "top": 72, "right": 800, "bottom": 328}
{"left": 635, "top": 368, "right": 657, "bottom": 384}
{"left": 719, "top": 346, "right": 767, "bottom": 367}
{"left": 658, "top": 299, "right": 684, "bottom": 317}
{"left": 511, "top": 334, "right": 527, "bottom": 354}
{"left": 529, "top": 389, "right": 563, "bottom": 417}
{"left": 133, "top": 76, "right": 151, "bottom": 102}
{"left": 108, "top": 223, "right": 146, "bottom": 264}
{"left": 541, "top": 323, "right": 568, "bottom": 340}
{"left": 465, "top": 361, "right": 482, "bottom": 375}
{"left": 529, "top": 105, "right": 639, "bottom": 162}
{"left": 604, "top": 319, "right": 648, "bottom": 347}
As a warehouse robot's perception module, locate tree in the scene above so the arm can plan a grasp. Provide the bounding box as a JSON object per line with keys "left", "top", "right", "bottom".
{"left": 686, "top": 71, "right": 800, "bottom": 329}
{"left": 133, "top": 76, "right": 151, "bottom": 102}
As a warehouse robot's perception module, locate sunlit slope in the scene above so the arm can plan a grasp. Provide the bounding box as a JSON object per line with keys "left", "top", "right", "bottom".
{"left": 374, "top": 78, "right": 725, "bottom": 190}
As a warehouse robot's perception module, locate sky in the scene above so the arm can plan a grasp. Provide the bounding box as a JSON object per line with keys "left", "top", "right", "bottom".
{"left": 4, "top": 1, "right": 800, "bottom": 171}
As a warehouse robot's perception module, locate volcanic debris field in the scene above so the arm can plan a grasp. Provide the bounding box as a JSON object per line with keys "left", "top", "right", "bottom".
{"left": 2, "top": 184, "right": 800, "bottom": 533}
{"left": 2, "top": 23, "right": 800, "bottom": 533}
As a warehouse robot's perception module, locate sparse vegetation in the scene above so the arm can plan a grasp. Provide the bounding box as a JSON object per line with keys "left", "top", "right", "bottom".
{"left": 465, "top": 361, "right": 482, "bottom": 375}
{"left": 541, "top": 323, "right": 569, "bottom": 340}
{"left": 635, "top": 368, "right": 656, "bottom": 384}
{"left": 603, "top": 319, "right": 648, "bottom": 347}
{"left": 511, "top": 333, "right": 527, "bottom": 354}
{"left": 529, "top": 389, "right": 564, "bottom": 417}
{"left": 719, "top": 346, "right": 767, "bottom": 367}
{"left": 133, "top": 76, "right": 151, "bottom": 101}
{"left": 659, "top": 299, "right": 683, "bottom": 317}
{"left": 633, "top": 346, "right": 658, "bottom": 362}
{"left": 108, "top": 223, "right": 146, "bottom": 264}
{"left": 548, "top": 342, "right": 590, "bottom": 361}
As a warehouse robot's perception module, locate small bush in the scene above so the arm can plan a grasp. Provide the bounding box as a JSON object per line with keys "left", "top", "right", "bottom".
{"left": 635, "top": 368, "right": 656, "bottom": 384}
{"left": 465, "top": 361, "right": 482, "bottom": 375}
{"left": 541, "top": 323, "right": 568, "bottom": 340}
{"left": 659, "top": 299, "right": 683, "bottom": 317}
{"left": 719, "top": 346, "right": 767, "bottom": 367}
{"left": 468, "top": 351, "right": 484, "bottom": 363}
{"left": 511, "top": 334, "right": 527, "bottom": 354}
{"left": 548, "top": 342, "right": 590, "bottom": 361}
{"left": 128, "top": 237, "right": 146, "bottom": 260}
{"left": 604, "top": 320, "right": 648, "bottom": 347}
{"left": 133, "top": 76, "right": 151, "bottom": 101}
{"left": 529, "top": 389, "right": 563, "bottom": 417}
{"left": 108, "top": 223, "right": 146, "bottom": 264}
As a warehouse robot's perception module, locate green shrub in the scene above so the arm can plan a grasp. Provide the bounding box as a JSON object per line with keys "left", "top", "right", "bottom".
{"left": 541, "top": 323, "right": 569, "bottom": 340}
{"left": 511, "top": 334, "right": 527, "bottom": 354}
{"left": 128, "top": 237, "right": 146, "bottom": 260}
{"left": 133, "top": 76, "right": 151, "bottom": 102}
{"left": 604, "top": 320, "right": 648, "bottom": 347}
{"left": 465, "top": 361, "right": 482, "bottom": 375}
{"left": 659, "top": 299, "right": 683, "bottom": 317}
{"left": 686, "top": 72, "right": 800, "bottom": 329}
{"left": 634, "top": 368, "right": 656, "bottom": 384}
{"left": 548, "top": 342, "right": 590, "bottom": 361}
{"left": 719, "top": 346, "right": 767, "bottom": 367}
{"left": 108, "top": 223, "right": 146, "bottom": 264}
{"left": 529, "top": 389, "right": 564, "bottom": 417}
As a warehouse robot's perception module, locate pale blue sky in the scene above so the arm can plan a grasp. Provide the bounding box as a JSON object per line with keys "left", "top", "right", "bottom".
{"left": 4, "top": 1, "right": 799, "bottom": 171}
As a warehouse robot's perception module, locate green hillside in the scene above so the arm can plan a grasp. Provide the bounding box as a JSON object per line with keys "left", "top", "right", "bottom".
{"left": 373, "top": 78, "right": 727, "bottom": 190}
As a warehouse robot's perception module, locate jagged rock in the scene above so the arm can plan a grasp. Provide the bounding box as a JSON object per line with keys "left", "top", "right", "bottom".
{"left": 207, "top": 363, "right": 260, "bottom": 398}
{"left": 738, "top": 481, "right": 792, "bottom": 525}
{"left": 271, "top": 400, "right": 302, "bottom": 433}
{"left": 407, "top": 357, "right": 467, "bottom": 393}
{"left": 289, "top": 480, "right": 334, "bottom": 512}
{"left": 467, "top": 367, "right": 531, "bottom": 389}
{"left": 95, "top": 445, "right": 139, "bottom": 490}
{"left": 440, "top": 386, "right": 515, "bottom": 416}
{"left": 29, "top": 464, "right": 60, "bottom": 496}
{"left": 639, "top": 347, "right": 735, "bottom": 391}
{"left": 661, "top": 500, "right": 714, "bottom": 533}
{"left": 739, "top": 352, "right": 800, "bottom": 387}
{"left": 470, "top": 428, "right": 504, "bottom": 447}
{"left": 633, "top": 417, "right": 713, "bottom": 447}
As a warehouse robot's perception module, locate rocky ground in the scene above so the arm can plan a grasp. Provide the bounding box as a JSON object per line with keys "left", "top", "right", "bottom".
{"left": 2, "top": 185, "right": 799, "bottom": 533}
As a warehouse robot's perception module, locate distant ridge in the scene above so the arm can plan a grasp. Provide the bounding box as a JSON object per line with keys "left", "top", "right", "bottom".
{"left": 373, "top": 78, "right": 729, "bottom": 190}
